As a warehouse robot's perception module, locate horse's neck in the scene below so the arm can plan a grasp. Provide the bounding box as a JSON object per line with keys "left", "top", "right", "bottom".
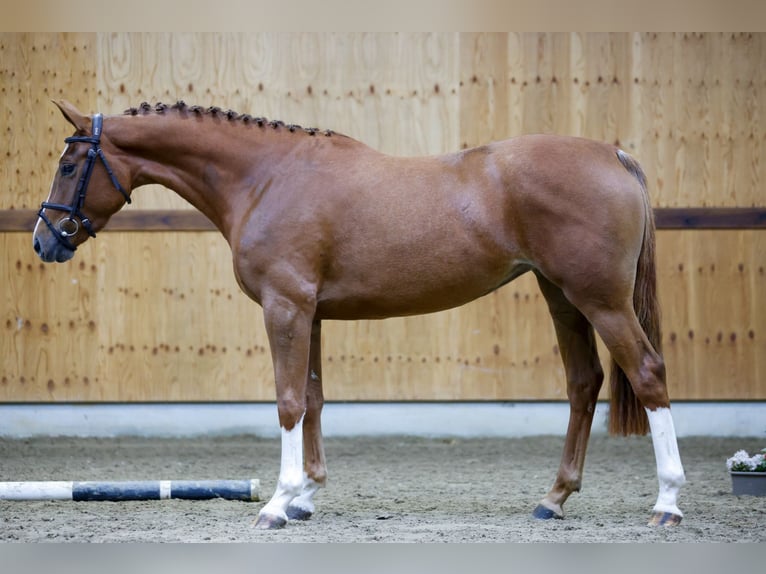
{"left": 110, "top": 113, "right": 287, "bottom": 238}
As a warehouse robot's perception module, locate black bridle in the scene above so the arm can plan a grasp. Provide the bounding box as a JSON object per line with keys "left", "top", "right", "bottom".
{"left": 37, "top": 113, "right": 131, "bottom": 251}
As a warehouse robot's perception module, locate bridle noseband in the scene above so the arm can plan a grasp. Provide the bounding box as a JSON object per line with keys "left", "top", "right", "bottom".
{"left": 37, "top": 113, "right": 131, "bottom": 251}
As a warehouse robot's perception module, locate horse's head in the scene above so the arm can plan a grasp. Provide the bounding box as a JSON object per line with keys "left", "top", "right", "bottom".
{"left": 33, "top": 100, "right": 132, "bottom": 262}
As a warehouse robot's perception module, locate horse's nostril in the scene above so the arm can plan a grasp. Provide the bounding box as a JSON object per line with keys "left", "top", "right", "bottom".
{"left": 33, "top": 237, "right": 42, "bottom": 256}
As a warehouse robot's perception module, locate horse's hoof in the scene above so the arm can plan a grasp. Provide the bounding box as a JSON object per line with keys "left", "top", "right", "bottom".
{"left": 286, "top": 505, "right": 313, "bottom": 521}
{"left": 254, "top": 512, "right": 287, "bottom": 530}
{"left": 532, "top": 504, "right": 563, "bottom": 520}
{"left": 648, "top": 511, "right": 682, "bottom": 527}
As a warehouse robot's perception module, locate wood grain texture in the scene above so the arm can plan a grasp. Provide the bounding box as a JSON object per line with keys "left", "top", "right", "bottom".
{"left": 2, "top": 33, "right": 765, "bottom": 402}
{"left": 2, "top": 230, "right": 764, "bottom": 401}
{"left": 0, "top": 33, "right": 96, "bottom": 211}
{"left": 5, "top": 32, "right": 764, "bottom": 209}
{"left": 658, "top": 230, "right": 765, "bottom": 400}
{"left": 2, "top": 232, "right": 274, "bottom": 402}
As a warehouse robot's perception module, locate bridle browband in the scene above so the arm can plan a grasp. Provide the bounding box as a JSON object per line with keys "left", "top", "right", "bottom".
{"left": 37, "top": 113, "right": 131, "bottom": 251}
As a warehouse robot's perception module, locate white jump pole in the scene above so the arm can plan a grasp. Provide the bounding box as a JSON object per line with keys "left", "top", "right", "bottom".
{"left": 0, "top": 479, "right": 260, "bottom": 501}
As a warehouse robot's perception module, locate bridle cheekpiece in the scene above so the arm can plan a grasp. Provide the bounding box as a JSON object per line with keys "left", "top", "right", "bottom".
{"left": 37, "top": 113, "right": 131, "bottom": 251}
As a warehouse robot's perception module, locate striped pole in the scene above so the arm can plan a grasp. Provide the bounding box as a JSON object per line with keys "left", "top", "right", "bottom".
{"left": 0, "top": 479, "right": 260, "bottom": 501}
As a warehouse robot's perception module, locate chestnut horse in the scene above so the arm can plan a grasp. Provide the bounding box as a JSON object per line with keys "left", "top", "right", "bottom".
{"left": 34, "top": 100, "right": 685, "bottom": 529}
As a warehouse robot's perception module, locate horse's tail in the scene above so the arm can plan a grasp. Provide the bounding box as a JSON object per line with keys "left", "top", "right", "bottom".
{"left": 609, "top": 150, "right": 661, "bottom": 436}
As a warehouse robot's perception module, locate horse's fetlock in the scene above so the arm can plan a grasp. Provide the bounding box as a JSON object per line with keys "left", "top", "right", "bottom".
{"left": 562, "top": 475, "right": 582, "bottom": 494}
{"left": 307, "top": 467, "right": 327, "bottom": 486}
{"left": 553, "top": 467, "right": 582, "bottom": 496}
{"left": 660, "top": 464, "right": 686, "bottom": 489}
{"left": 278, "top": 473, "right": 305, "bottom": 497}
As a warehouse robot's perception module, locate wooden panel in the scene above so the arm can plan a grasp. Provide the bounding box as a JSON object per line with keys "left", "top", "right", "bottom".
{"left": 95, "top": 32, "right": 460, "bottom": 210}
{"left": 2, "top": 230, "right": 764, "bottom": 401}
{"left": 1, "top": 231, "right": 273, "bottom": 402}
{"left": 2, "top": 33, "right": 765, "bottom": 403}
{"left": 1, "top": 230, "right": 564, "bottom": 401}
{"left": 459, "top": 33, "right": 509, "bottom": 149}
{"left": 2, "top": 236, "right": 101, "bottom": 401}
{"left": 507, "top": 33, "right": 634, "bottom": 146}
{"left": 0, "top": 33, "right": 97, "bottom": 211}
{"left": 637, "top": 32, "right": 766, "bottom": 207}
{"left": 506, "top": 32, "right": 766, "bottom": 207}
{"left": 5, "top": 32, "right": 765, "bottom": 209}
{"left": 658, "top": 230, "right": 765, "bottom": 400}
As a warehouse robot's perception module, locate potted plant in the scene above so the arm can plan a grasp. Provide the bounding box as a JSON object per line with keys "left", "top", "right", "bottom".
{"left": 726, "top": 448, "right": 766, "bottom": 496}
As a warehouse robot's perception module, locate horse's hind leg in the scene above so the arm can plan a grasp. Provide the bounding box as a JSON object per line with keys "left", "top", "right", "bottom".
{"left": 286, "top": 319, "right": 327, "bottom": 521}
{"left": 580, "top": 301, "right": 685, "bottom": 526}
{"left": 532, "top": 273, "right": 604, "bottom": 520}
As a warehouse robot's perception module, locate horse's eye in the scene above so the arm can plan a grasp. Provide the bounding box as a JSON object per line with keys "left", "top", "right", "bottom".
{"left": 60, "top": 164, "right": 77, "bottom": 177}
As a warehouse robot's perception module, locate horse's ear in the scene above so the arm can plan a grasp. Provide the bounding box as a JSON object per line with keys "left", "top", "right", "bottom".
{"left": 52, "top": 100, "right": 91, "bottom": 132}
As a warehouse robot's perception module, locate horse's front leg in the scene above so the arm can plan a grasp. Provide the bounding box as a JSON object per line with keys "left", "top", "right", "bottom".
{"left": 286, "top": 319, "right": 327, "bottom": 521}
{"left": 255, "top": 294, "right": 315, "bottom": 530}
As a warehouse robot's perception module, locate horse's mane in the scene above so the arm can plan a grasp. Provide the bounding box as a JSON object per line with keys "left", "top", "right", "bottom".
{"left": 123, "top": 101, "right": 338, "bottom": 137}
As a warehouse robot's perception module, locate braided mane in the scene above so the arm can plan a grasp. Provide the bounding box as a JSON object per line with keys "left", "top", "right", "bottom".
{"left": 123, "top": 101, "right": 336, "bottom": 137}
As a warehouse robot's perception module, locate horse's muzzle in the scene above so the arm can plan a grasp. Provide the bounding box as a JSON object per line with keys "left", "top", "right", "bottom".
{"left": 33, "top": 234, "right": 75, "bottom": 263}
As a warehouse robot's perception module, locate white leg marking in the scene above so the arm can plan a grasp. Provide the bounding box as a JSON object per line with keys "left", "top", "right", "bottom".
{"left": 287, "top": 477, "right": 321, "bottom": 517}
{"left": 646, "top": 407, "right": 686, "bottom": 516}
{"left": 33, "top": 145, "right": 69, "bottom": 242}
{"left": 32, "top": 213, "right": 42, "bottom": 238}
{"left": 258, "top": 413, "right": 305, "bottom": 522}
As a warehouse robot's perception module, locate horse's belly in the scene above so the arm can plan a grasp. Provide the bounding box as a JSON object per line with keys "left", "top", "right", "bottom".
{"left": 315, "top": 256, "right": 530, "bottom": 320}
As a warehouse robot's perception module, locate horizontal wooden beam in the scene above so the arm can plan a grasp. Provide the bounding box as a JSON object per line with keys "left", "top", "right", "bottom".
{"left": 95, "top": 210, "right": 218, "bottom": 231}
{"left": 1, "top": 207, "right": 765, "bottom": 232}
{"left": 653, "top": 207, "right": 766, "bottom": 229}
{"left": 0, "top": 209, "right": 217, "bottom": 232}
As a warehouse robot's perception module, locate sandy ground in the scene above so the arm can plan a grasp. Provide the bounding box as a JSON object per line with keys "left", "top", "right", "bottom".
{"left": 0, "top": 434, "right": 764, "bottom": 542}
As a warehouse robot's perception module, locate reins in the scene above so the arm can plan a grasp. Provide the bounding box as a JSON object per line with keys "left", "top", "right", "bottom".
{"left": 37, "top": 113, "right": 131, "bottom": 251}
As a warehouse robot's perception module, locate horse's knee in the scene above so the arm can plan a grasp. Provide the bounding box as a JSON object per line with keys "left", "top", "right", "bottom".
{"left": 566, "top": 364, "right": 604, "bottom": 409}
{"left": 277, "top": 392, "right": 307, "bottom": 431}
{"left": 581, "top": 363, "right": 604, "bottom": 393}
{"left": 305, "top": 381, "right": 324, "bottom": 413}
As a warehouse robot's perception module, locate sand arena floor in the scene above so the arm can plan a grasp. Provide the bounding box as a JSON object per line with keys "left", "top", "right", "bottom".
{"left": 1, "top": 434, "right": 764, "bottom": 542}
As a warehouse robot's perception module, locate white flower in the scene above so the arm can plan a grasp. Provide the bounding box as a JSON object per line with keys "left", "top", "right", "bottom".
{"left": 727, "top": 449, "right": 766, "bottom": 472}
{"left": 726, "top": 449, "right": 753, "bottom": 471}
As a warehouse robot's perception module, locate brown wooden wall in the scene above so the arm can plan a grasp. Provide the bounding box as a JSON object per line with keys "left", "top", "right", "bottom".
{"left": 1, "top": 33, "right": 764, "bottom": 402}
